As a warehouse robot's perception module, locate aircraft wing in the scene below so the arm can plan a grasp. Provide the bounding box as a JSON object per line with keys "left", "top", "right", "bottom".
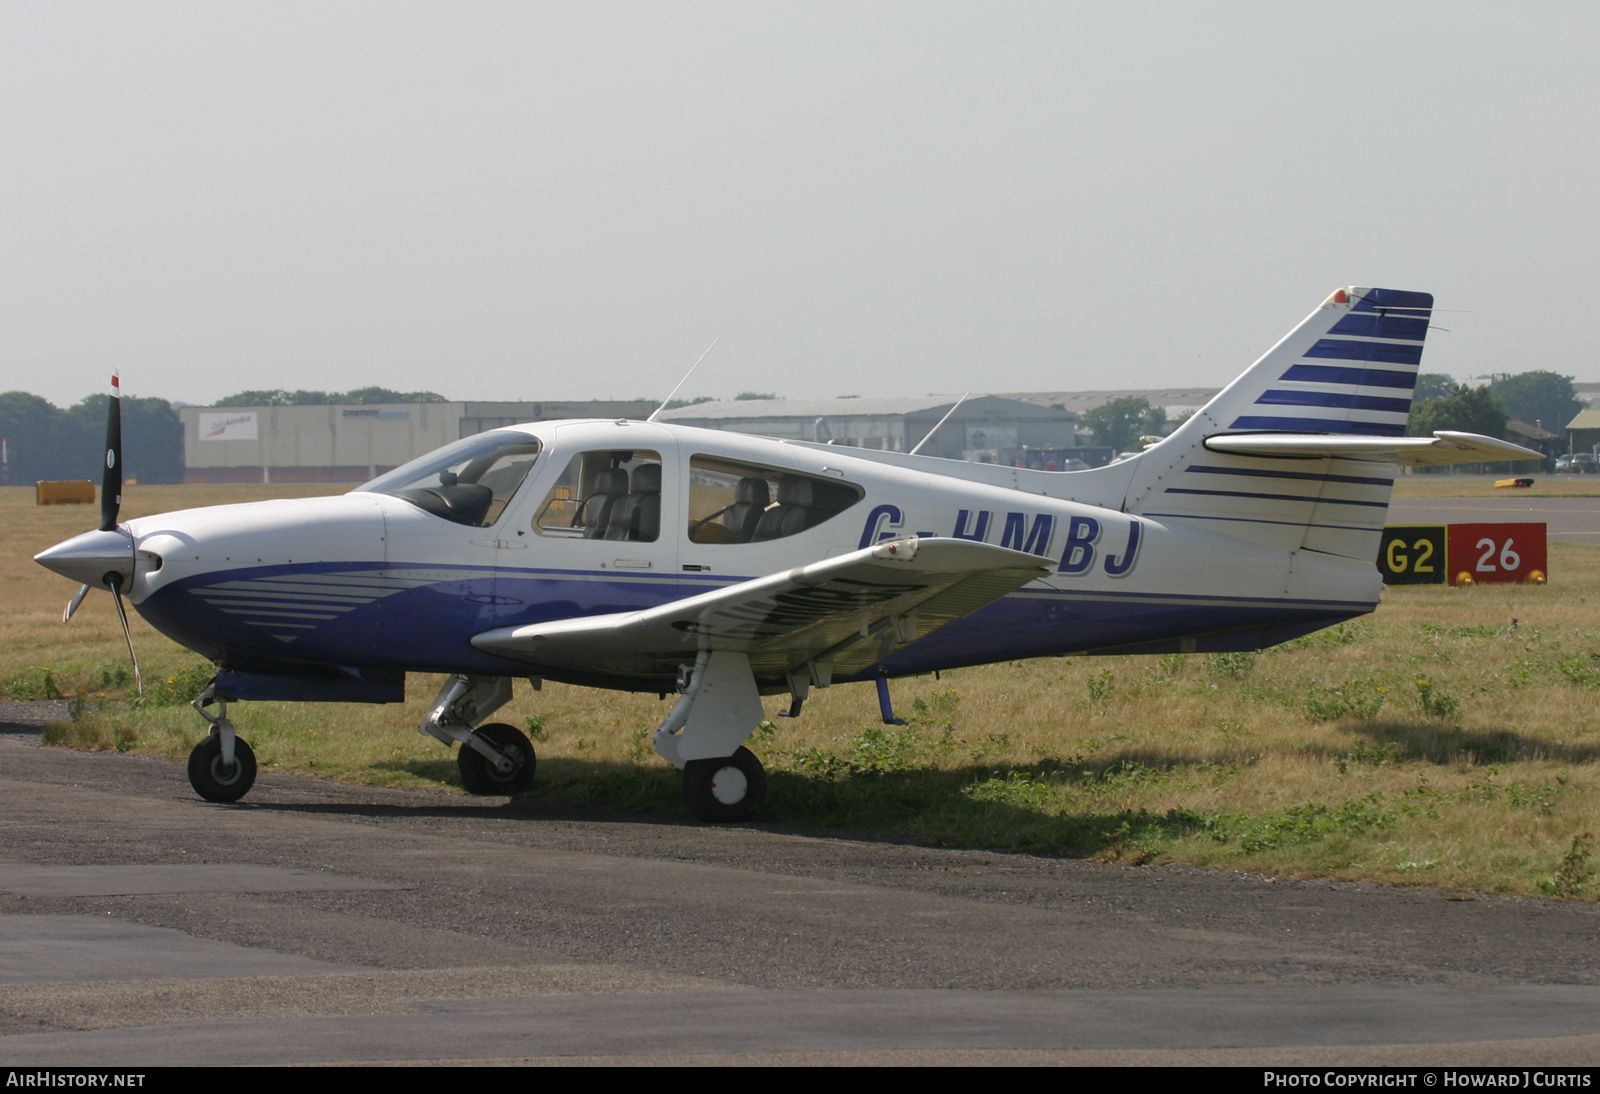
{"left": 1204, "top": 430, "right": 1541, "bottom": 467}
{"left": 471, "top": 537, "right": 1052, "bottom": 682}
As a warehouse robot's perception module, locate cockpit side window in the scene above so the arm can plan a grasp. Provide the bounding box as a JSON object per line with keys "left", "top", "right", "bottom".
{"left": 533, "top": 450, "right": 663, "bottom": 542}
{"left": 687, "top": 456, "right": 863, "bottom": 544}
{"left": 355, "top": 432, "right": 541, "bottom": 527}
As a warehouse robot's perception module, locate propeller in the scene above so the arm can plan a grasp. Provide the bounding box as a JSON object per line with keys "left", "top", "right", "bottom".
{"left": 107, "top": 571, "right": 143, "bottom": 697}
{"left": 42, "top": 372, "right": 141, "bottom": 695}
{"left": 62, "top": 583, "right": 89, "bottom": 623}
{"left": 101, "top": 372, "right": 123, "bottom": 532}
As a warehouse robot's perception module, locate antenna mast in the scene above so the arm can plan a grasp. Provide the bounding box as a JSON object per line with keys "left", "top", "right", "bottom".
{"left": 647, "top": 338, "right": 720, "bottom": 422}
{"left": 908, "top": 392, "right": 973, "bottom": 456}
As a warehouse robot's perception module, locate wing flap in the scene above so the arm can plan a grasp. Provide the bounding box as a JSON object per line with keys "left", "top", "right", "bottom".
{"left": 472, "top": 537, "right": 1052, "bottom": 681}
{"left": 1204, "top": 430, "right": 1541, "bottom": 467}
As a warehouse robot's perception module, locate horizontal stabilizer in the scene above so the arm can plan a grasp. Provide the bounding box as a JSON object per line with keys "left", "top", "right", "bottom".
{"left": 1204, "top": 431, "right": 1541, "bottom": 468}
{"left": 473, "top": 537, "right": 1051, "bottom": 682}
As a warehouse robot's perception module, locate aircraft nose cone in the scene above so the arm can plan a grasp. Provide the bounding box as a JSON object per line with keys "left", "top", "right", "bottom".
{"left": 34, "top": 528, "right": 135, "bottom": 589}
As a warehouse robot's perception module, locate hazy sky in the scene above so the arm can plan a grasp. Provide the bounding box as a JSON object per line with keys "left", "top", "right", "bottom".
{"left": 3, "top": 2, "right": 1596, "bottom": 408}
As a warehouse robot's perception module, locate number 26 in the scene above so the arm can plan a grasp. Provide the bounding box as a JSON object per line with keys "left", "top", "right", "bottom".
{"left": 1476, "top": 538, "right": 1520, "bottom": 572}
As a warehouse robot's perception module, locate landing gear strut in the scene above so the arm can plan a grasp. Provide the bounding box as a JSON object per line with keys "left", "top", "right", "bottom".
{"left": 188, "top": 683, "right": 256, "bottom": 803}
{"left": 652, "top": 650, "right": 770, "bottom": 823}
{"left": 420, "top": 675, "right": 537, "bottom": 797}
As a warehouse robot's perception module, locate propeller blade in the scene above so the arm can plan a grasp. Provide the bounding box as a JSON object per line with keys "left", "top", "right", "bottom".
{"left": 99, "top": 371, "right": 122, "bottom": 532}
{"left": 62, "top": 583, "right": 90, "bottom": 624}
{"left": 107, "top": 575, "right": 143, "bottom": 697}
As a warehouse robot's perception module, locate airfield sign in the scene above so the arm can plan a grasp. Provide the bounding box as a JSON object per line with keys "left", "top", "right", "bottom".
{"left": 1379, "top": 523, "right": 1547, "bottom": 586}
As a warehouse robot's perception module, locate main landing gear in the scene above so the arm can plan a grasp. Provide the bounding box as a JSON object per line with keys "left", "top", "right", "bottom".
{"left": 682, "top": 746, "right": 767, "bottom": 823}
{"left": 188, "top": 684, "right": 257, "bottom": 803}
{"left": 421, "top": 675, "right": 537, "bottom": 797}
{"left": 182, "top": 657, "right": 792, "bottom": 817}
{"left": 456, "top": 722, "right": 537, "bottom": 795}
{"left": 652, "top": 650, "right": 776, "bottom": 823}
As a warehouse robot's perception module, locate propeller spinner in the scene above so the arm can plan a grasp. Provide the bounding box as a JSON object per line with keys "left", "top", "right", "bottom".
{"left": 33, "top": 372, "right": 142, "bottom": 695}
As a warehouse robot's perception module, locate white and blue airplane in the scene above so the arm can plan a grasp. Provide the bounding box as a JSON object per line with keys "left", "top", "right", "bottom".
{"left": 35, "top": 287, "right": 1537, "bottom": 820}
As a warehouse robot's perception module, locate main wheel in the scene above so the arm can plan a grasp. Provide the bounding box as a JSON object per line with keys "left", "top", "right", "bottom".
{"left": 457, "top": 722, "right": 537, "bottom": 796}
{"left": 187, "top": 735, "right": 257, "bottom": 803}
{"left": 682, "top": 746, "right": 767, "bottom": 823}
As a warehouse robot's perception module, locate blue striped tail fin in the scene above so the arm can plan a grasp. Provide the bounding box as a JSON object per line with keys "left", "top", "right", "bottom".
{"left": 1123, "top": 287, "right": 1431, "bottom": 561}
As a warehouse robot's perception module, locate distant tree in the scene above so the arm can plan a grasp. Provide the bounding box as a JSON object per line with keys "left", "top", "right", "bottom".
{"left": 0, "top": 392, "right": 69, "bottom": 483}
{"left": 0, "top": 391, "right": 182, "bottom": 484}
{"left": 1413, "top": 373, "right": 1457, "bottom": 402}
{"left": 1489, "top": 370, "right": 1583, "bottom": 433}
{"left": 67, "top": 395, "right": 184, "bottom": 484}
{"left": 340, "top": 386, "right": 448, "bottom": 405}
{"left": 1080, "top": 397, "right": 1165, "bottom": 451}
{"left": 661, "top": 395, "right": 717, "bottom": 411}
{"left": 734, "top": 391, "right": 778, "bottom": 401}
{"left": 215, "top": 389, "right": 317, "bottom": 406}
{"left": 213, "top": 387, "right": 447, "bottom": 406}
{"left": 1407, "top": 385, "right": 1508, "bottom": 439}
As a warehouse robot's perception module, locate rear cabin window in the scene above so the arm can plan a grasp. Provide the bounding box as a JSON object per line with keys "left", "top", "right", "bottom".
{"left": 533, "top": 449, "right": 664, "bottom": 542}
{"left": 687, "top": 456, "right": 863, "bottom": 544}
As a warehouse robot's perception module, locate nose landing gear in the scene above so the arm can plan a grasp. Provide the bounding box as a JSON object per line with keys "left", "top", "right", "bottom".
{"left": 188, "top": 683, "right": 257, "bottom": 803}
{"left": 187, "top": 734, "right": 257, "bottom": 802}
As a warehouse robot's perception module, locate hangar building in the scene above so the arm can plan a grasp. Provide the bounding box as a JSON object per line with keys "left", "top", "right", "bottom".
{"left": 179, "top": 400, "right": 654, "bottom": 483}
{"left": 657, "top": 395, "right": 1079, "bottom": 465}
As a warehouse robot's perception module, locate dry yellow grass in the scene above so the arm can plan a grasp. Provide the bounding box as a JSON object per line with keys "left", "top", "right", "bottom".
{"left": 8, "top": 483, "right": 1600, "bottom": 898}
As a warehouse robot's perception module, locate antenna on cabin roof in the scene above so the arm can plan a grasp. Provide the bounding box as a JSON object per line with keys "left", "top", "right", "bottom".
{"left": 646, "top": 338, "right": 720, "bottom": 422}
{"left": 908, "top": 392, "right": 972, "bottom": 456}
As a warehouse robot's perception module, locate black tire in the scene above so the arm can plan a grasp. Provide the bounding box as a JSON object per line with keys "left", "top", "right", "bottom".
{"left": 457, "top": 722, "right": 537, "bottom": 796}
{"left": 682, "top": 746, "right": 767, "bottom": 823}
{"left": 187, "top": 735, "right": 257, "bottom": 803}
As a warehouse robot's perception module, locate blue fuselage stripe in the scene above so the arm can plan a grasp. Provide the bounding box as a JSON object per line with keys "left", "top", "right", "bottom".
{"left": 1327, "top": 313, "right": 1429, "bottom": 340}
{"left": 1353, "top": 289, "right": 1433, "bottom": 311}
{"left": 1225, "top": 416, "right": 1406, "bottom": 436}
{"left": 1256, "top": 389, "right": 1413, "bottom": 414}
{"left": 134, "top": 560, "right": 1376, "bottom": 684}
{"left": 1184, "top": 464, "right": 1393, "bottom": 488}
{"left": 1140, "top": 512, "right": 1380, "bottom": 532}
{"left": 1304, "top": 339, "right": 1424, "bottom": 367}
{"left": 1277, "top": 364, "right": 1416, "bottom": 390}
{"left": 1163, "top": 487, "right": 1387, "bottom": 509}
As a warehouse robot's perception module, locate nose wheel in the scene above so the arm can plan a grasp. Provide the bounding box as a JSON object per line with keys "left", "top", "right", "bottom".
{"left": 187, "top": 735, "right": 257, "bottom": 803}
{"left": 682, "top": 746, "right": 767, "bottom": 822}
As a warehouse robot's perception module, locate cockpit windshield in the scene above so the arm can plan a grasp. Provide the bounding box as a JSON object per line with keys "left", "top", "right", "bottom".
{"left": 354, "top": 431, "right": 541, "bottom": 527}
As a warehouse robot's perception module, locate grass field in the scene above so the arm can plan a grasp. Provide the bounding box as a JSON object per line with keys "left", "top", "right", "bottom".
{"left": 7, "top": 482, "right": 1598, "bottom": 900}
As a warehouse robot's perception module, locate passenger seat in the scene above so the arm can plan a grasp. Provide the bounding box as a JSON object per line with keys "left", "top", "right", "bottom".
{"left": 605, "top": 463, "right": 662, "bottom": 542}
{"left": 751, "top": 475, "right": 811, "bottom": 541}
{"left": 578, "top": 468, "right": 629, "bottom": 539}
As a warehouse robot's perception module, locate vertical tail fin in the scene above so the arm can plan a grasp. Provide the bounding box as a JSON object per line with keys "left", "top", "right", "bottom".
{"left": 1123, "top": 287, "right": 1432, "bottom": 561}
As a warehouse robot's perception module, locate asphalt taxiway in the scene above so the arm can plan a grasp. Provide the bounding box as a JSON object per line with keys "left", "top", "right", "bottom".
{"left": 0, "top": 703, "right": 1596, "bottom": 1066}
{"left": 1389, "top": 495, "right": 1600, "bottom": 543}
